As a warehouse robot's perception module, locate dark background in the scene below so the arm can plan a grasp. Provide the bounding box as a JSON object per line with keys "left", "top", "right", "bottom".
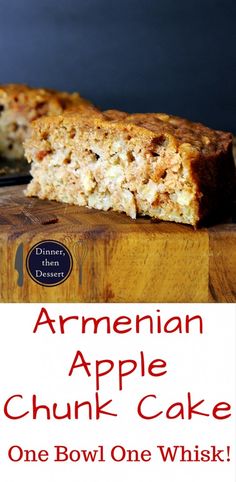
{"left": 0, "top": 0, "right": 235, "bottom": 132}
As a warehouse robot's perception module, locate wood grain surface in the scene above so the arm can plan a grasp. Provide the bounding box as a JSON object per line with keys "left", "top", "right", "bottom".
{"left": 0, "top": 185, "right": 235, "bottom": 303}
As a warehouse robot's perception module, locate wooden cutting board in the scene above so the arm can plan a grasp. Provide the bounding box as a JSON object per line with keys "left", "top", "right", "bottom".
{"left": 0, "top": 185, "right": 235, "bottom": 302}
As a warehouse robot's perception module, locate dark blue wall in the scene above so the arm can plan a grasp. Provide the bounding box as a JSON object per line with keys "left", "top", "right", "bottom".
{"left": 0, "top": 0, "right": 235, "bottom": 131}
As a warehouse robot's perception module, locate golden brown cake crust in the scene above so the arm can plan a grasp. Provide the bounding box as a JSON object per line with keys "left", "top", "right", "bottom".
{"left": 103, "top": 111, "right": 232, "bottom": 157}
{"left": 31, "top": 109, "right": 232, "bottom": 158}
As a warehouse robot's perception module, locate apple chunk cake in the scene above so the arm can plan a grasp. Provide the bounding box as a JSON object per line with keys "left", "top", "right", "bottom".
{"left": 0, "top": 83, "right": 96, "bottom": 160}
{"left": 24, "top": 110, "right": 235, "bottom": 226}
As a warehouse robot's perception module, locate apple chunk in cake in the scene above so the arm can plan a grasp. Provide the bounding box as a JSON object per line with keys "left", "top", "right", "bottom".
{"left": 24, "top": 110, "right": 235, "bottom": 226}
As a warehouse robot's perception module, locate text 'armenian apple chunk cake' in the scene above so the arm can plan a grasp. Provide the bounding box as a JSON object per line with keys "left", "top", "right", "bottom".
{"left": 24, "top": 110, "right": 235, "bottom": 226}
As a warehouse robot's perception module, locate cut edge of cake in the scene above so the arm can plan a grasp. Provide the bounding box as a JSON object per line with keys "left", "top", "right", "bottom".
{"left": 24, "top": 109, "right": 235, "bottom": 227}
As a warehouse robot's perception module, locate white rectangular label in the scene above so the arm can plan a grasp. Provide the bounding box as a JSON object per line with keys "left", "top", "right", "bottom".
{"left": 0, "top": 303, "right": 235, "bottom": 481}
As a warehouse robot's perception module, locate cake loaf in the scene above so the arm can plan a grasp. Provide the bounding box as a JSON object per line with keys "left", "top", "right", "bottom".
{"left": 24, "top": 109, "right": 235, "bottom": 226}
{"left": 0, "top": 84, "right": 97, "bottom": 160}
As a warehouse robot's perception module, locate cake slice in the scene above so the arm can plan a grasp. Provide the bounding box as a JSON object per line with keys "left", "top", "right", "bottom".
{"left": 24, "top": 110, "right": 235, "bottom": 226}
{"left": 0, "top": 84, "right": 96, "bottom": 160}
